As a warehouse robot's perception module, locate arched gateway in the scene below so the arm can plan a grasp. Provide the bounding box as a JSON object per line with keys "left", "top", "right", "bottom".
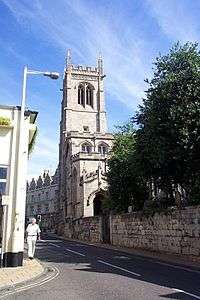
{"left": 93, "top": 192, "right": 105, "bottom": 216}
{"left": 93, "top": 191, "right": 110, "bottom": 243}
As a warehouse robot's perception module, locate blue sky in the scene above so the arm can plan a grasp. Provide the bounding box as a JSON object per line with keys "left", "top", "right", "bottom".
{"left": 0, "top": 0, "right": 200, "bottom": 179}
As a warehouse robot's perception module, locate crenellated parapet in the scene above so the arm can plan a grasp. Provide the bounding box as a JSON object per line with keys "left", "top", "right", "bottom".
{"left": 27, "top": 168, "right": 59, "bottom": 192}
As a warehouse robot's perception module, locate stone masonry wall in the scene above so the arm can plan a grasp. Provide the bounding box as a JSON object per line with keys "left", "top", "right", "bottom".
{"left": 64, "top": 216, "right": 101, "bottom": 243}
{"left": 111, "top": 205, "right": 200, "bottom": 257}
{"left": 62, "top": 206, "right": 200, "bottom": 257}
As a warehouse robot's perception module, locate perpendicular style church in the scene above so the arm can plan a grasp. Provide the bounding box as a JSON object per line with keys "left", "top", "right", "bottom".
{"left": 59, "top": 51, "right": 113, "bottom": 221}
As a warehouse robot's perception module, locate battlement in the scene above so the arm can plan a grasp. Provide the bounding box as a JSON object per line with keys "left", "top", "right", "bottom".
{"left": 65, "top": 50, "right": 104, "bottom": 76}
{"left": 71, "top": 65, "right": 99, "bottom": 73}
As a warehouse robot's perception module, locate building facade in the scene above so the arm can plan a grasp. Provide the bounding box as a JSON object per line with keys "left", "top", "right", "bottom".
{"left": 0, "top": 105, "right": 37, "bottom": 267}
{"left": 26, "top": 169, "right": 59, "bottom": 231}
{"left": 59, "top": 53, "right": 113, "bottom": 222}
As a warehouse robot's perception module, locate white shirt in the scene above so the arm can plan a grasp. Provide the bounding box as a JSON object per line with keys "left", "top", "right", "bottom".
{"left": 26, "top": 224, "right": 41, "bottom": 236}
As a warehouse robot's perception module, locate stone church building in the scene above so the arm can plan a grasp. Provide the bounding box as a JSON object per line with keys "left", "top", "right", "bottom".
{"left": 59, "top": 52, "right": 113, "bottom": 222}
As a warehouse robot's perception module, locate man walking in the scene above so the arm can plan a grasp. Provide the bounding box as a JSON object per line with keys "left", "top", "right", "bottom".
{"left": 26, "top": 218, "right": 41, "bottom": 259}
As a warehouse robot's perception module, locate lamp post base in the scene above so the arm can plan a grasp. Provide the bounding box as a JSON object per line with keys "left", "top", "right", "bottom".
{"left": 2, "top": 252, "right": 23, "bottom": 267}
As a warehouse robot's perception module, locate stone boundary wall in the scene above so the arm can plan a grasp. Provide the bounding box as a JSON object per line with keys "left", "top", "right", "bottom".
{"left": 62, "top": 206, "right": 200, "bottom": 257}
{"left": 64, "top": 216, "right": 101, "bottom": 243}
{"left": 110, "top": 205, "right": 200, "bottom": 256}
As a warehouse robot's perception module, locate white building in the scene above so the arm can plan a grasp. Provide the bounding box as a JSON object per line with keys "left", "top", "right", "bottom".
{"left": 0, "top": 105, "right": 37, "bottom": 267}
{"left": 26, "top": 169, "right": 59, "bottom": 231}
{"left": 59, "top": 53, "right": 113, "bottom": 226}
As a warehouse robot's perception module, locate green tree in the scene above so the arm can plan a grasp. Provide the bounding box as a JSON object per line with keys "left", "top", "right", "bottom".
{"left": 134, "top": 42, "right": 200, "bottom": 205}
{"left": 107, "top": 123, "right": 148, "bottom": 212}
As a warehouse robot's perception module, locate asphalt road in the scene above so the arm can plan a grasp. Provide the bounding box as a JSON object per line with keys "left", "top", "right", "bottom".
{"left": 3, "top": 234, "right": 200, "bottom": 300}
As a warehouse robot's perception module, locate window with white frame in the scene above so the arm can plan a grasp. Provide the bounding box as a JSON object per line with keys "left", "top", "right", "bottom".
{"left": 0, "top": 166, "right": 8, "bottom": 196}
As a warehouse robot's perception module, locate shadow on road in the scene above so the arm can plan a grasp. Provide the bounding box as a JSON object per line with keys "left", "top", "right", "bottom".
{"left": 35, "top": 235, "right": 200, "bottom": 300}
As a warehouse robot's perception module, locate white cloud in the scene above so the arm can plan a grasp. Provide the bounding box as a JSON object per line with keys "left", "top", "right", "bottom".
{"left": 0, "top": 0, "right": 156, "bottom": 180}
{"left": 146, "top": 0, "right": 200, "bottom": 42}
{"left": 6, "top": 0, "right": 200, "bottom": 180}
{"left": 2, "top": 0, "right": 151, "bottom": 109}
{"left": 3, "top": 0, "right": 200, "bottom": 111}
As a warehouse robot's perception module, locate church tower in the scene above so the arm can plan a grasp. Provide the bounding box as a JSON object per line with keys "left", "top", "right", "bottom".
{"left": 59, "top": 51, "right": 113, "bottom": 221}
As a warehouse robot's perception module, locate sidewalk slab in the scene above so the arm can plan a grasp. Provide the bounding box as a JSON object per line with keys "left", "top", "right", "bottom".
{"left": 0, "top": 258, "right": 43, "bottom": 290}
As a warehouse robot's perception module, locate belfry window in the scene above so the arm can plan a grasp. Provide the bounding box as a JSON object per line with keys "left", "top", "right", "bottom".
{"left": 82, "top": 143, "right": 92, "bottom": 153}
{"left": 86, "top": 85, "right": 93, "bottom": 107}
{"left": 98, "top": 144, "right": 108, "bottom": 155}
{"left": 78, "top": 84, "right": 84, "bottom": 106}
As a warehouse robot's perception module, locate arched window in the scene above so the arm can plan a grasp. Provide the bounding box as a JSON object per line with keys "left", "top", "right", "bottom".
{"left": 86, "top": 85, "right": 93, "bottom": 107}
{"left": 78, "top": 84, "right": 84, "bottom": 106}
{"left": 98, "top": 143, "right": 108, "bottom": 155}
{"left": 81, "top": 142, "right": 92, "bottom": 153}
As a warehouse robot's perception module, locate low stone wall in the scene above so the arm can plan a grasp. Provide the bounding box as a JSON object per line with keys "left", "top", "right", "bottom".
{"left": 64, "top": 216, "right": 101, "bottom": 243}
{"left": 111, "top": 206, "right": 200, "bottom": 256}
{"left": 62, "top": 206, "right": 200, "bottom": 257}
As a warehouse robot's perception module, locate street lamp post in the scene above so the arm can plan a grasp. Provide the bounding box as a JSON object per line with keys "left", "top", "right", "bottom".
{"left": 7, "top": 66, "right": 59, "bottom": 267}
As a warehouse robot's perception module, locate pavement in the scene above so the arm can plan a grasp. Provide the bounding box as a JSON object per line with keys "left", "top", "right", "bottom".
{"left": 1, "top": 234, "right": 200, "bottom": 300}
{"left": 0, "top": 257, "right": 43, "bottom": 290}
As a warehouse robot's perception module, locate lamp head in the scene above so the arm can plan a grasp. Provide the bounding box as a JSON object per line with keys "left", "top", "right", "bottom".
{"left": 43, "top": 72, "right": 60, "bottom": 80}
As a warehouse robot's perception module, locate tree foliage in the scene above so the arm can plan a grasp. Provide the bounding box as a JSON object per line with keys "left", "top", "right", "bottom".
{"left": 0, "top": 117, "right": 11, "bottom": 126}
{"left": 107, "top": 123, "right": 148, "bottom": 212}
{"left": 134, "top": 42, "right": 200, "bottom": 205}
{"left": 107, "top": 42, "right": 200, "bottom": 212}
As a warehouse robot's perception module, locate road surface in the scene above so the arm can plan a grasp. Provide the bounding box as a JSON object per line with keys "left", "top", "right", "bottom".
{"left": 2, "top": 234, "right": 200, "bottom": 299}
